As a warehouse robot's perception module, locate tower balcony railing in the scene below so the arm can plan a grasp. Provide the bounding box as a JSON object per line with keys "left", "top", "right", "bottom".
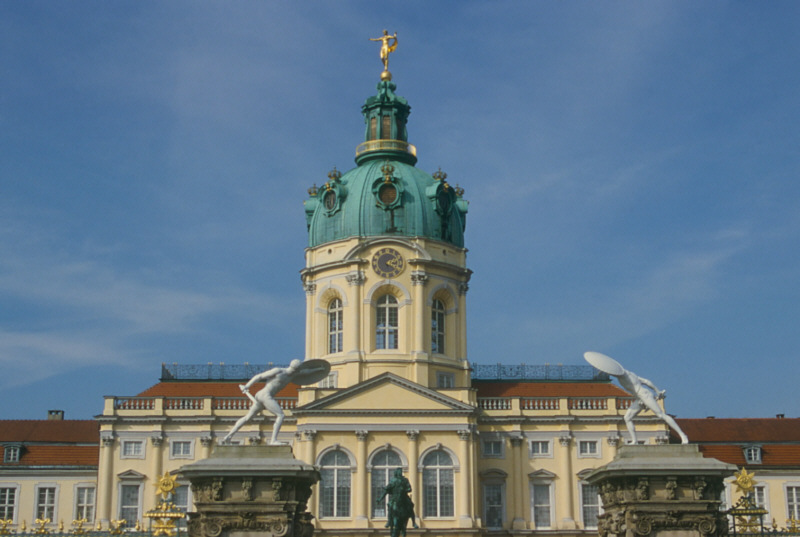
{"left": 355, "top": 139, "right": 417, "bottom": 159}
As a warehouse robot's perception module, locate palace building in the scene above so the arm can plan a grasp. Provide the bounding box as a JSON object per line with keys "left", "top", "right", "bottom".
{"left": 3, "top": 56, "right": 795, "bottom": 537}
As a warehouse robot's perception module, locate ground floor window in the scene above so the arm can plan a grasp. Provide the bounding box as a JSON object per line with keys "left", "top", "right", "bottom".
{"left": 581, "top": 483, "right": 600, "bottom": 529}
{"left": 483, "top": 484, "right": 504, "bottom": 529}
{"left": 319, "top": 450, "right": 351, "bottom": 518}
{"left": 119, "top": 484, "right": 140, "bottom": 527}
{"left": 36, "top": 487, "right": 56, "bottom": 521}
{"left": 173, "top": 486, "right": 189, "bottom": 528}
{"left": 531, "top": 482, "right": 552, "bottom": 529}
{"left": 422, "top": 450, "right": 454, "bottom": 517}
{"left": 787, "top": 486, "right": 800, "bottom": 520}
{"left": 0, "top": 487, "right": 17, "bottom": 520}
{"left": 371, "top": 450, "right": 402, "bottom": 518}
{"left": 75, "top": 487, "right": 95, "bottom": 521}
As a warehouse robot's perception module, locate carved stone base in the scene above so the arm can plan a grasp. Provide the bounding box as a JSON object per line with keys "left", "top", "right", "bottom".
{"left": 585, "top": 445, "right": 736, "bottom": 537}
{"left": 179, "top": 445, "right": 319, "bottom": 537}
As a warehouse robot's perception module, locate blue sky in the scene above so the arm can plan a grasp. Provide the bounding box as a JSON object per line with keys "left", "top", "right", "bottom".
{"left": 1, "top": 2, "right": 798, "bottom": 420}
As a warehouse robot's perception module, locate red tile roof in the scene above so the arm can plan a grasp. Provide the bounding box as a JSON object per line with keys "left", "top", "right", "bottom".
{"left": 0, "top": 420, "right": 99, "bottom": 443}
{"left": 474, "top": 381, "right": 629, "bottom": 398}
{"left": 3, "top": 445, "right": 100, "bottom": 467}
{"left": 136, "top": 381, "right": 299, "bottom": 398}
{"left": 676, "top": 418, "right": 800, "bottom": 443}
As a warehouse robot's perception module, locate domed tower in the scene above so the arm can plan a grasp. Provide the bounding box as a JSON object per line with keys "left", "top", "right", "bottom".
{"left": 301, "top": 62, "right": 470, "bottom": 391}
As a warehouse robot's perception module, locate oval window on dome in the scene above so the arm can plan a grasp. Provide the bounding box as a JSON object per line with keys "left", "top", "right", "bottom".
{"left": 323, "top": 190, "right": 337, "bottom": 211}
{"left": 378, "top": 184, "right": 397, "bottom": 205}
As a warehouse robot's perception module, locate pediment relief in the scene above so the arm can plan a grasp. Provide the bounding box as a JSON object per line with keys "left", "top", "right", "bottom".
{"left": 294, "top": 373, "right": 474, "bottom": 414}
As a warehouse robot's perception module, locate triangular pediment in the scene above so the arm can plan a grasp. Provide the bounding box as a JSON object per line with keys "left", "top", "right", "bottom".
{"left": 294, "top": 373, "right": 475, "bottom": 415}
{"left": 118, "top": 469, "right": 147, "bottom": 480}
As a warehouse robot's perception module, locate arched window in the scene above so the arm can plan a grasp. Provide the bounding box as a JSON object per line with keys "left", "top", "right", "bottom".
{"left": 376, "top": 294, "right": 398, "bottom": 349}
{"left": 328, "top": 298, "right": 343, "bottom": 354}
{"left": 319, "top": 450, "right": 351, "bottom": 518}
{"left": 431, "top": 299, "right": 446, "bottom": 353}
{"left": 371, "top": 450, "right": 403, "bottom": 517}
{"left": 422, "top": 450, "right": 454, "bottom": 518}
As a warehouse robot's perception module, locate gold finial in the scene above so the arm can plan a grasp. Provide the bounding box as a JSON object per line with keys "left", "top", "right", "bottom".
{"left": 308, "top": 184, "right": 319, "bottom": 197}
{"left": 327, "top": 167, "right": 342, "bottom": 183}
{"left": 369, "top": 30, "right": 398, "bottom": 81}
{"left": 432, "top": 167, "right": 447, "bottom": 182}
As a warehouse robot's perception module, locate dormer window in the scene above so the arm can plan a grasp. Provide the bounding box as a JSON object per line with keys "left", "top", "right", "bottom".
{"left": 744, "top": 445, "right": 762, "bottom": 464}
{"left": 3, "top": 445, "right": 20, "bottom": 463}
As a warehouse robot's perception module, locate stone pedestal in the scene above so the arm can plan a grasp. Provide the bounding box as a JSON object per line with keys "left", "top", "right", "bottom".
{"left": 179, "top": 445, "right": 319, "bottom": 537}
{"left": 585, "top": 445, "right": 736, "bottom": 537}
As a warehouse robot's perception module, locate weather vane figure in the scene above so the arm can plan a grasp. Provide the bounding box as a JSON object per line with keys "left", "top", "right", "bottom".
{"left": 370, "top": 29, "right": 398, "bottom": 80}
{"left": 221, "top": 359, "right": 330, "bottom": 445}
{"left": 584, "top": 351, "right": 689, "bottom": 444}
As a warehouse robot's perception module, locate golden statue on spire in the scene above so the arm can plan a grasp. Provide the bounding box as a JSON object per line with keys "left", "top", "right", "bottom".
{"left": 370, "top": 29, "right": 398, "bottom": 81}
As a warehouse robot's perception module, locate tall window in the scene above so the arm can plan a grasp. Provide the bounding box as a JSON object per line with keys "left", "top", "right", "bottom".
{"left": 531, "top": 482, "right": 552, "bottom": 528}
{"left": 328, "top": 298, "right": 343, "bottom": 354}
{"left": 376, "top": 294, "right": 398, "bottom": 350}
{"left": 787, "top": 486, "right": 800, "bottom": 520}
{"left": 173, "top": 486, "right": 189, "bottom": 528}
{"left": 431, "top": 299, "right": 445, "bottom": 353}
{"left": 119, "top": 484, "right": 140, "bottom": 526}
{"left": 0, "top": 487, "right": 16, "bottom": 520}
{"left": 36, "top": 487, "right": 56, "bottom": 520}
{"left": 319, "top": 450, "right": 351, "bottom": 518}
{"left": 75, "top": 487, "right": 95, "bottom": 521}
{"left": 483, "top": 484, "right": 504, "bottom": 529}
{"left": 581, "top": 483, "right": 600, "bottom": 529}
{"left": 753, "top": 485, "right": 767, "bottom": 508}
{"left": 422, "top": 450, "right": 454, "bottom": 518}
{"left": 371, "top": 450, "right": 402, "bottom": 517}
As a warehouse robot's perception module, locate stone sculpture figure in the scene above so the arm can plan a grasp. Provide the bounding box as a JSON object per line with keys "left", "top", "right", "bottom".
{"left": 221, "top": 359, "right": 330, "bottom": 445}
{"left": 377, "top": 468, "right": 418, "bottom": 537}
{"left": 584, "top": 352, "right": 689, "bottom": 444}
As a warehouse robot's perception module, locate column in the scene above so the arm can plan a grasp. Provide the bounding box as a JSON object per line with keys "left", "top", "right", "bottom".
{"left": 406, "top": 430, "right": 420, "bottom": 522}
{"left": 457, "top": 282, "right": 469, "bottom": 361}
{"left": 346, "top": 272, "right": 365, "bottom": 370}
{"left": 510, "top": 435, "right": 526, "bottom": 529}
{"left": 200, "top": 435, "right": 213, "bottom": 459}
{"left": 302, "top": 430, "right": 318, "bottom": 518}
{"left": 607, "top": 435, "right": 621, "bottom": 460}
{"left": 457, "top": 430, "right": 473, "bottom": 528}
{"left": 354, "top": 430, "right": 369, "bottom": 527}
{"left": 558, "top": 434, "right": 576, "bottom": 529}
{"left": 97, "top": 435, "right": 115, "bottom": 523}
{"left": 411, "top": 272, "right": 427, "bottom": 384}
{"left": 149, "top": 435, "right": 164, "bottom": 512}
{"left": 303, "top": 282, "right": 316, "bottom": 358}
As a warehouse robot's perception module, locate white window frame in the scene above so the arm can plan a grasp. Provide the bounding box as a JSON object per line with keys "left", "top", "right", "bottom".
{"left": 785, "top": 484, "right": 800, "bottom": 521}
{"left": 375, "top": 294, "right": 399, "bottom": 350}
{"left": 578, "top": 440, "right": 601, "bottom": 458}
{"left": 580, "top": 482, "right": 601, "bottom": 529}
{"left": 120, "top": 440, "right": 145, "bottom": 459}
{"left": 481, "top": 438, "right": 504, "bottom": 459}
{"left": 529, "top": 440, "right": 552, "bottom": 458}
{"left": 422, "top": 450, "right": 455, "bottom": 519}
{"left": 118, "top": 482, "right": 143, "bottom": 527}
{"left": 431, "top": 298, "right": 446, "bottom": 354}
{"left": 744, "top": 445, "right": 762, "bottom": 464}
{"left": 169, "top": 440, "right": 194, "bottom": 460}
{"left": 328, "top": 298, "right": 344, "bottom": 354}
{"left": 73, "top": 485, "right": 96, "bottom": 522}
{"left": 318, "top": 449, "right": 352, "bottom": 519}
{"left": 34, "top": 484, "right": 58, "bottom": 522}
{"left": 370, "top": 449, "right": 403, "bottom": 518}
{"left": 318, "top": 371, "right": 338, "bottom": 389}
{"left": 483, "top": 482, "right": 505, "bottom": 529}
{"left": 172, "top": 483, "right": 191, "bottom": 528}
{"left": 3, "top": 445, "right": 20, "bottom": 463}
{"left": 530, "top": 480, "right": 553, "bottom": 529}
{"left": 436, "top": 372, "right": 455, "bottom": 388}
{"left": 0, "top": 484, "right": 20, "bottom": 522}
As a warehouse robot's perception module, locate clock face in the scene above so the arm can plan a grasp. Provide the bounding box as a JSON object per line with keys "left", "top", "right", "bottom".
{"left": 371, "top": 247, "right": 405, "bottom": 278}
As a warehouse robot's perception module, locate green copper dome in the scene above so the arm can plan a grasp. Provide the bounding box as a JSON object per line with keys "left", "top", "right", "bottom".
{"left": 304, "top": 80, "right": 468, "bottom": 249}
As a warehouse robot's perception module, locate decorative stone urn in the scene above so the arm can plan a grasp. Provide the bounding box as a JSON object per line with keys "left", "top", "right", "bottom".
{"left": 179, "top": 445, "right": 319, "bottom": 537}
{"left": 584, "top": 445, "right": 736, "bottom": 537}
